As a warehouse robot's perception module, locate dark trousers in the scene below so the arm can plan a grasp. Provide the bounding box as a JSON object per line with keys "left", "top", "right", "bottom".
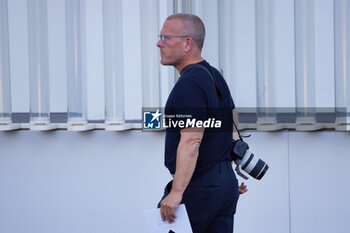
{"left": 158, "top": 160, "right": 239, "bottom": 233}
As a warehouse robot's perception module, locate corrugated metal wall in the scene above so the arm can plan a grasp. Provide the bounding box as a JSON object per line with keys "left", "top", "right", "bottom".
{"left": 0, "top": 0, "right": 349, "bottom": 131}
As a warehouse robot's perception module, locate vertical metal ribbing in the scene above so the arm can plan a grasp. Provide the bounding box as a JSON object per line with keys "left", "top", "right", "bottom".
{"left": 182, "top": 0, "right": 192, "bottom": 13}
{"left": 140, "top": 0, "right": 160, "bottom": 109}
{"left": 335, "top": 0, "right": 350, "bottom": 130}
{"left": 174, "top": 0, "right": 191, "bottom": 13}
{"left": 27, "top": 0, "right": 50, "bottom": 125}
{"left": 294, "top": 0, "right": 319, "bottom": 130}
{"left": 256, "top": 0, "right": 282, "bottom": 130}
{"left": 158, "top": 0, "right": 175, "bottom": 107}
{"left": 65, "top": 0, "right": 87, "bottom": 125}
{"left": 218, "top": 0, "right": 235, "bottom": 91}
{"left": 172, "top": 0, "right": 192, "bottom": 82}
{"left": 0, "top": 0, "right": 12, "bottom": 124}
{"left": 103, "top": 0, "right": 125, "bottom": 125}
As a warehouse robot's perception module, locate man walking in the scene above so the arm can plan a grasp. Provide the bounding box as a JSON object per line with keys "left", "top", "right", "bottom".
{"left": 157, "top": 13, "right": 246, "bottom": 233}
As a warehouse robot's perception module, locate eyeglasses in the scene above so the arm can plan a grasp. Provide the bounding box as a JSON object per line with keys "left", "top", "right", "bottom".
{"left": 159, "top": 34, "right": 189, "bottom": 43}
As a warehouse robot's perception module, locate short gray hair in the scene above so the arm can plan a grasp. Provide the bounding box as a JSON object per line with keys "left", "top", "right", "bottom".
{"left": 166, "top": 13, "right": 206, "bottom": 50}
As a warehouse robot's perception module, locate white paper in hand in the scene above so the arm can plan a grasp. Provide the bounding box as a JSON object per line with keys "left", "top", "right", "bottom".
{"left": 144, "top": 204, "right": 193, "bottom": 233}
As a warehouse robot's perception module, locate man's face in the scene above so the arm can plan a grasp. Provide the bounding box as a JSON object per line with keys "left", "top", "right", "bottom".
{"left": 157, "top": 19, "right": 187, "bottom": 67}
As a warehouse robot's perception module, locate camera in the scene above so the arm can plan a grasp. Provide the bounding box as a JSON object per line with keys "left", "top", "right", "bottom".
{"left": 231, "top": 139, "right": 269, "bottom": 180}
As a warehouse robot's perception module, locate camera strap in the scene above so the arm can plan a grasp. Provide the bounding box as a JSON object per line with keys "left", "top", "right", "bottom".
{"left": 181, "top": 63, "right": 251, "bottom": 140}
{"left": 233, "top": 119, "right": 251, "bottom": 141}
{"left": 180, "top": 63, "right": 223, "bottom": 96}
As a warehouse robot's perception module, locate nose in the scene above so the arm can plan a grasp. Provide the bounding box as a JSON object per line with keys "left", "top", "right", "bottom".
{"left": 157, "top": 38, "right": 164, "bottom": 48}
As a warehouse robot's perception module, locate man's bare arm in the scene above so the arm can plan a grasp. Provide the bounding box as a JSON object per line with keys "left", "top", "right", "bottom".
{"left": 160, "top": 127, "right": 204, "bottom": 223}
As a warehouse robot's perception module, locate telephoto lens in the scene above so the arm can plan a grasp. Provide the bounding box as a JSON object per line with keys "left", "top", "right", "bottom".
{"left": 231, "top": 140, "right": 269, "bottom": 180}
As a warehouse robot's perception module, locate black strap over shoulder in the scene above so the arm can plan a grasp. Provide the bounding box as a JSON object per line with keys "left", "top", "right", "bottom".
{"left": 181, "top": 63, "right": 250, "bottom": 140}
{"left": 181, "top": 63, "right": 223, "bottom": 96}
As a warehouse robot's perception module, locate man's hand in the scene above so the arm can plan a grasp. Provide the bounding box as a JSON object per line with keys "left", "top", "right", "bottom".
{"left": 238, "top": 182, "right": 248, "bottom": 194}
{"left": 160, "top": 191, "right": 183, "bottom": 224}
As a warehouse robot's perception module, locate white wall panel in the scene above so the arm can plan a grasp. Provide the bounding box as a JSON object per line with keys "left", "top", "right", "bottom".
{"left": 65, "top": 0, "right": 88, "bottom": 125}
{"left": 235, "top": 132, "right": 290, "bottom": 233}
{"left": 122, "top": 0, "right": 142, "bottom": 120}
{"left": 334, "top": 0, "right": 350, "bottom": 127}
{"left": 140, "top": 0, "right": 160, "bottom": 108}
{"left": 27, "top": 0, "right": 50, "bottom": 124}
{"left": 275, "top": 0, "right": 295, "bottom": 108}
{"left": 103, "top": 0, "right": 125, "bottom": 124}
{"left": 0, "top": 0, "right": 12, "bottom": 122}
{"left": 314, "top": 0, "right": 334, "bottom": 108}
{"left": 256, "top": 0, "right": 280, "bottom": 128}
{"left": 173, "top": 0, "right": 191, "bottom": 13}
{"left": 192, "top": 0, "right": 219, "bottom": 69}
{"left": 8, "top": 0, "right": 30, "bottom": 112}
{"left": 233, "top": 0, "right": 257, "bottom": 108}
{"left": 47, "top": 0, "right": 67, "bottom": 112}
{"left": 2, "top": 0, "right": 348, "bottom": 128}
{"left": 289, "top": 132, "right": 350, "bottom": 233}
{"left": 0, "top": 131, "right": 170, "bottom": 233}
{"left": 85, "top": 0, "right": 104, "bottom": 120}
{"left": 2, "top": 131, "right": 349, "bottom": 232}
{"left": 218, "top": 0, "right": 236, "bottom": 95}
{"left": 158, "top": 0, "right": 175, "bottom": 107}
{"left": 294, "top": 0, "right": 317, "bottom": 125}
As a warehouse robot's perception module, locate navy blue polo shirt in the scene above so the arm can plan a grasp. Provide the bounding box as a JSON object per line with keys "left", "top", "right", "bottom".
{"left": 164, "top": 60, "right": 235, "bottom": 177}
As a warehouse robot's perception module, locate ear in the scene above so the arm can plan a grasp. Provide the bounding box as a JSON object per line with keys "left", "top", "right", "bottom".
{"left": 184, "top": 37, "right": 193, "bottom": 53}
